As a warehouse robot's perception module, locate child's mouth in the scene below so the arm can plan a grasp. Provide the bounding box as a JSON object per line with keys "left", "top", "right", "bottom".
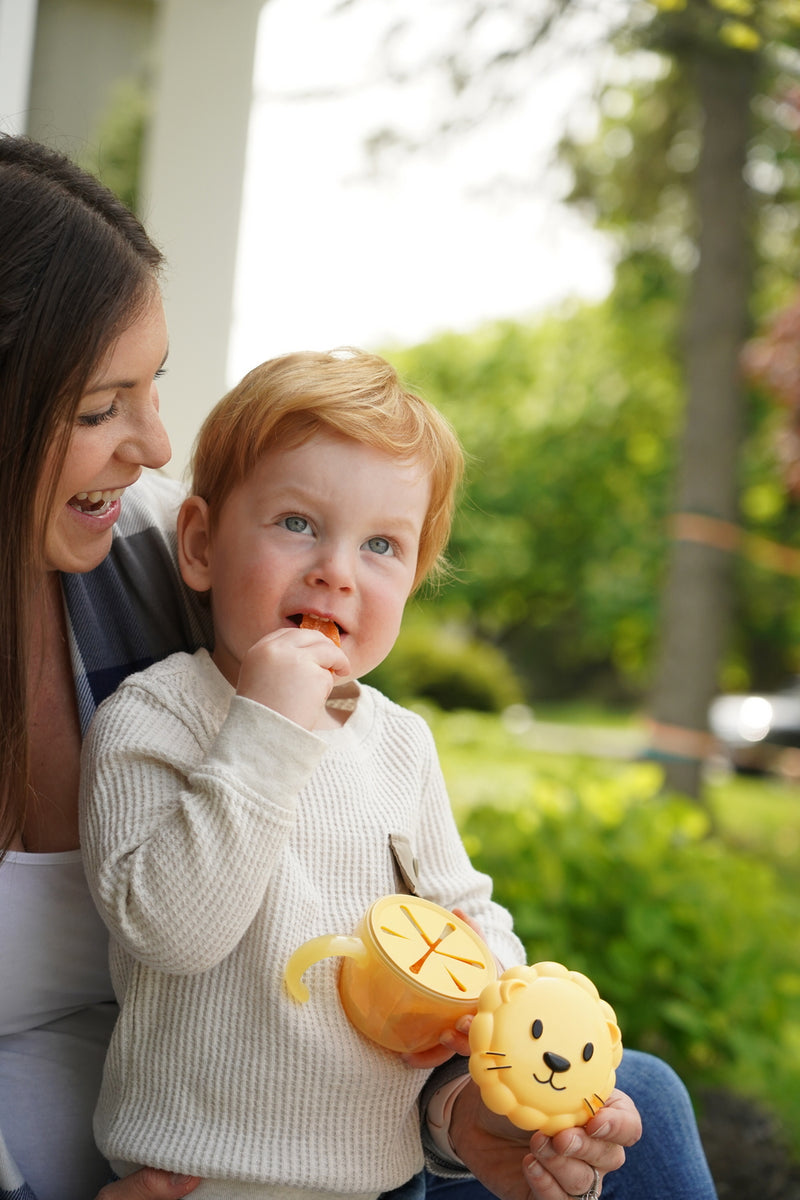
{"left": 292, "top": 613, "right": 344, "bottom": 641}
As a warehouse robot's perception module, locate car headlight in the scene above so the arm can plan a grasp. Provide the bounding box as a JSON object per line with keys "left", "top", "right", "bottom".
{"left": 737, "top": 696, "right": 773, "bottom": 742}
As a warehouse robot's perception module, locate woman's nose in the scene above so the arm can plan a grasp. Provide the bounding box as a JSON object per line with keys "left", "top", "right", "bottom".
{"left": 117, "top": 388, "right": 172, "bottom": 469}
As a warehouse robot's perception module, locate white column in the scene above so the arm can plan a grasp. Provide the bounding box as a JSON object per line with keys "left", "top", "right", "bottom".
{"left": 0, "top": 0, "right": 38, "bottom": 133}
{"left": 143, "top": 0, "right": 264, "bottom": 478}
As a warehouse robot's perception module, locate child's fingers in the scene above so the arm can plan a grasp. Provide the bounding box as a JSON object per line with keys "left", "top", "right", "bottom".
{"left": 96, "top": 1168, "right": 201, "bottom": 1200}
{"left": 401, "top": 1043, "right": 456, "bottom": 1069}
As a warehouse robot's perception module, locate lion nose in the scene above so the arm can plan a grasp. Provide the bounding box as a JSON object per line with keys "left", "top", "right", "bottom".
{"left": 543, "top": 1051, "right": 571, "bottom": 1074}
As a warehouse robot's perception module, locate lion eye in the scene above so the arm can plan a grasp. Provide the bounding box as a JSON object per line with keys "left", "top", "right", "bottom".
{"left": 531, "top": 1019, "right": 543, "bottom": 1040}
{"left": 582, "top": 1043, "right": 594, "bottom": 1061}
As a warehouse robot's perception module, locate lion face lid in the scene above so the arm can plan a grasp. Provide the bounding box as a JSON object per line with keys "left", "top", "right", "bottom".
{"left": 468, "top": 960, "right": 623, "bottom": 1136}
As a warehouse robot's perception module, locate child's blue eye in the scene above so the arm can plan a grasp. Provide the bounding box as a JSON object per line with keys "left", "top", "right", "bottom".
{"left": 282, "top": 515, "right": 310, "bottom": 533}
{"left": 366, "top": 536, "right": 393, "bottom": 556}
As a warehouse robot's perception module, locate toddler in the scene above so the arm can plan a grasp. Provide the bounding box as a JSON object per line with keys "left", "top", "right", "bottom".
{"left": 80, "top": 348, "right": 524, "bottom": 1200}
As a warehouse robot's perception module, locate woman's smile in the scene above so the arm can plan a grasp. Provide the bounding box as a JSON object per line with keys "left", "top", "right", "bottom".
{"left": 69, "top": 487, "right": 127, "bottom": 515}
{"left": 42, "top": 293, "right": 170, "bottom": 573}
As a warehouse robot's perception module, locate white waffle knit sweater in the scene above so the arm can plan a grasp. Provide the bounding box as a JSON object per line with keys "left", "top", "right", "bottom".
{"left": 80, "top": 649, "right": 523, "bottom": 1198}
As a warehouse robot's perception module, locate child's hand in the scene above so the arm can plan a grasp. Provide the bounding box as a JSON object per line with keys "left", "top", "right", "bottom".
{"left": 236, "top": 625, "right": 350, "bottom": 729}
{"left": 402, "top": 1013, "right": 473, "bottom": 1069}
{"left": 96, "top": 1168, "right": 200, "bottom": 1199}
{"left": 236, "top": 625, "right": 350, "bottom": 725}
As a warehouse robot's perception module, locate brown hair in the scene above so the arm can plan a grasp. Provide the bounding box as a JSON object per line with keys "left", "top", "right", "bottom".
{"left": 189, "top": 348, "right": 464, "bottom": 588}
{"left": 0, "top": 135, "right": 163, "bottom": 855}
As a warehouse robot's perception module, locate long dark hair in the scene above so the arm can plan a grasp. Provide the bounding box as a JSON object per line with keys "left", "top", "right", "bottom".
{"left": 0, "top": 135, "right": 164, "bottom": 854}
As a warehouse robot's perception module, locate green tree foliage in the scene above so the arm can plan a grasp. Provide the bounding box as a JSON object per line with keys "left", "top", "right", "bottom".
{"left": 561, "top": 7, "right": 800, "bottom": 304}
{"left": 389, "top": 296, "right": 681, "bottom": 700}
{"left": 651, "top": 0, "right": 800, "bottom": 55}
{"left": 384, "top": 279, "right": 800, "bottom": 703}
{"left": 365, "top": 613, "right": 523, "bottom": 712}
{"left": 559, "top": 5, "right": 800, "bottom": 773}
{"left": 356, "top": 0, "right": 800, "bottom": 797}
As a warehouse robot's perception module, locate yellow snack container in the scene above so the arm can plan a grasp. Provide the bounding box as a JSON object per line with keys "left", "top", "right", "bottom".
{"left": 284, "top": 894, "right": 497, "bottom": 1053}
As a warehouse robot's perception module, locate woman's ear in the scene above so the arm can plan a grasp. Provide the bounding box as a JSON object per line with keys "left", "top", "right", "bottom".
{"left": 178, "top": 495, "right": 213, "bottom": 592}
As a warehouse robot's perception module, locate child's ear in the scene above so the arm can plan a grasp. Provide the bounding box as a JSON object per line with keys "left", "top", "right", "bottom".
{"left": 178, "top": 495, "right": 213, "bottom": 592}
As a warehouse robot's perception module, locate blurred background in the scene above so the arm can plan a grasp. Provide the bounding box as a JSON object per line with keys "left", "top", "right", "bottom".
{"left": 5, "top": 0, "right": 800, "bottom": 1191}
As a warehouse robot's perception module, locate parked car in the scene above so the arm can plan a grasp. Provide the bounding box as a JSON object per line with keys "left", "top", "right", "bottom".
{"left": 708, "top": 679, "right": 800, "bottom": 774}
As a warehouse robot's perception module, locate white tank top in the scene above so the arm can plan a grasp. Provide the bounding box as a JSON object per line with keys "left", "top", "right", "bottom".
{"left": 0, "top": 849, "right": 112, "bottom": 1033}
{"left": 0, "top": 850, "right": 116, "bottom": 1198}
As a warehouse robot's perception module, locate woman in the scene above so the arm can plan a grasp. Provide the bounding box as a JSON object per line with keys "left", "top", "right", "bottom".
{"left": 0, "top": 134, "right": 707, "bottom": 1200}
{"left": 0, "top": 134, "right": 210, "bottom": 1200}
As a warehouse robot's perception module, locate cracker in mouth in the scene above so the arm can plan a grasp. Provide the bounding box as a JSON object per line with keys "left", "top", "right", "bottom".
{"left": 298, "top": 613, "right": 341, "bottom": 645}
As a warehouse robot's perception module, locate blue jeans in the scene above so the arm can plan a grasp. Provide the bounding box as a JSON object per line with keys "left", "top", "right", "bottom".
{"left": 381, "top": 1172, "right": 427, "bottom": 1200}
{"left": 423, "top": 1049, "right": 719, "bottom": 1200}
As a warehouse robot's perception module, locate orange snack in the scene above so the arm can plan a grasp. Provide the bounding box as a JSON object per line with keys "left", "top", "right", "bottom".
{"left": 300, "top": 613, "right": 341, "bottom": 645}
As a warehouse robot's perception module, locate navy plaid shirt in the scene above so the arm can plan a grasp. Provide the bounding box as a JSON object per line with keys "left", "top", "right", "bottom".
{"left": 62, "top": 471, "right": 212, "bottom": 734}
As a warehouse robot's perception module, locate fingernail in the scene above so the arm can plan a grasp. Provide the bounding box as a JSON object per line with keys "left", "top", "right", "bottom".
{"left": 525, "top": 1159, "right": 545, "bottom": 1181}
{"left": 169, "top": 1176, "right": 196, "bottom": 1188}
{"left": 455, "top": 1015, "right": 473, "bottom": 1034}
{"left": 562, "top": 1135, "right": 580, "bottom": 1156}
{"left": 592, "top": 1120, "right": 610, "bottom": 1139}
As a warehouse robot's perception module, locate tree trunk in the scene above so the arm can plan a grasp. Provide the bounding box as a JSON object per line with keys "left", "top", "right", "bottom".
{"left": 647, "top": 48, "right": 755, "bottom": 799}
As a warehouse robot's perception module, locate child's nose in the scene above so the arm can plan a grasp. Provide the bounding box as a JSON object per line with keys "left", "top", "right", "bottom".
{"left": 307, "top": 542, "right": 355, "bottom": 590}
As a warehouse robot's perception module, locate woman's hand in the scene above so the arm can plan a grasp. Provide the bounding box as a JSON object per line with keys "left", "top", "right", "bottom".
{"left": 96, "top": 1168, "right": 201, "bottom": 1200}
{"left": 449, "top": 1081, "right": 642, "bottom": 1200}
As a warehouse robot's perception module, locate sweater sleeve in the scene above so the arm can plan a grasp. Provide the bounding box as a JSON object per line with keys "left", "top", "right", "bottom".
{"left": 80, "top": 662, "right": 327, "bottom": 975}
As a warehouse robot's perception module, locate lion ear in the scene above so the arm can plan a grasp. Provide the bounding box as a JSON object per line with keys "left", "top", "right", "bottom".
{"left": 498, "top": 978, "right": 530, "bottom": 1004}
{"left": 607, "top": 1018, "right": 623, "bottom": 1066}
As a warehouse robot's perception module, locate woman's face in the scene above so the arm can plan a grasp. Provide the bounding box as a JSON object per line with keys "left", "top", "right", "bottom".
{"left": 42, "top": 290, "right": 171, "bottom": 574}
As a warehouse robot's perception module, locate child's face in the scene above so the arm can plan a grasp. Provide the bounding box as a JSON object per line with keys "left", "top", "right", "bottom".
{"left": 191, "top": 431, "right": 431, "bottom": 686}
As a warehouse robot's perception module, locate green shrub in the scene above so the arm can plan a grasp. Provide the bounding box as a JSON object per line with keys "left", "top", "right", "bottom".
{"left": 365, "top": 618, "right": 523, "bottom": 712}
{"left": 458, "top": 758, "right": 800, "bottom": 1133}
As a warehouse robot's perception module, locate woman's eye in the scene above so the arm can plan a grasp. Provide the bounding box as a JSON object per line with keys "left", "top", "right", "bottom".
{"left": 77, "top": 402, "right": 118, "bottom": 428}
{"left": 281, "top": 515, "right": 311, "bottom": 534}
{"left": 365, "top": 536, "right": 394, "bottom": 556}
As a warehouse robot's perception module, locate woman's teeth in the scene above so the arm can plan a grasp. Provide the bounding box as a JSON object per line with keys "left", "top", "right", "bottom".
{"left": 70, "top": 488, "right": 124, "bottom": 515}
